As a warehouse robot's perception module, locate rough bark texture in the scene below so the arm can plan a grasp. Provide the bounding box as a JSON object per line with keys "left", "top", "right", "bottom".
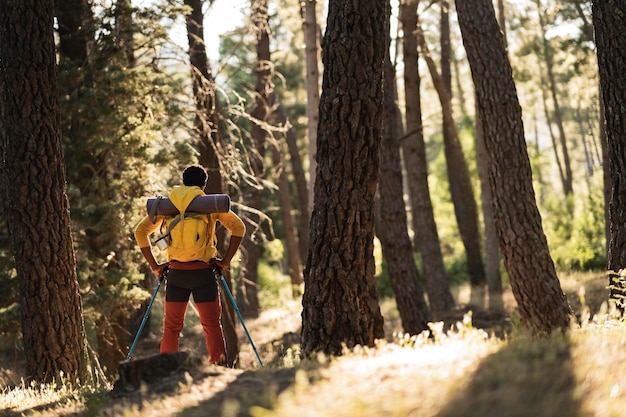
{"left": 376, "top": 45, "right": 431, "bottom": 334}
{"left": 301, "top": 0, "right": 386, "bottom": 357}
{"left": 399, "top": 0, "right": 455, "bottom": 313}
{"left": 456, "top": 0, "right": 572, "bottom": 335}
{"left": 592, "top": 1, "right": 626, "bottom": 307}
{"left": 0, "top": 0, "right": 88, "bottom": 382}
{"left": 184, "top": 0, "right": 239, "bottom": 364}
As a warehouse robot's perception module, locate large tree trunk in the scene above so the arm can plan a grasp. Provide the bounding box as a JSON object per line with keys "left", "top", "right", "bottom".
{"left": 457, "top": 0, "right": 573, "bottom": 336}
{"left": 399, "top": 0, "right": 455, "bottom": 313}
{"left": 301, "top": 0, "right": 386, "bottom": 357}
{"left": 592, "top": 0, "right": 626, "bottom": 308}
{"left": 184, "top": 0, "right": 239, "bottom": 365}
{"left": 0, "top": 0, "right": 89, "bottom": 383}
{"left": 417, "top": 24, "right": 486, "bottom": 295}
{"left": 376, "top": 40, "right": 431, "bottom": 334}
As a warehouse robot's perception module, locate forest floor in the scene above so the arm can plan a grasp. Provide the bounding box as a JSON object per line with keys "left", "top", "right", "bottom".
{"left": 2, "top": 270, "right": 626, "bottom": 417}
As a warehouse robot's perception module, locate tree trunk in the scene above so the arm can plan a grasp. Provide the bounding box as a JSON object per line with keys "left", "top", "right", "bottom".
{"left": 399, "top": 0, "right": 455, "bottom": 313}
{"left": 592, "top": 0, "right": 626, "bottom": 308}
{"left": 237, "top": 0, "right": 279, "bottom": 319}
{"left": 475, "top": 101, "right": 503, "bottom": 312}
{"left": 272, "top": 138, "right": 303, "bottom": 297}
{"left": 301, "top": 0, "right": 320, "bottom": 222}
{"left": 282, "top": 103, "right": 309, "bottom": 266}
{"left": 537, "top": 0, "right": 573, "bottom": 196}
{"left": 376, "top": 41, "right": 431, "bottom": 334}
{"left": 541, "top": 82, "right": 567, "bottom": 192}
{"left": 184, "top": 0, "right": 239, "bottom": 365}
{"left": 272, "top": 109, "right": 304, "bottom": 296}
{"left": 417, "top": 24, "right": 486, "bottom": 294}
{"left": 457, "top": 0, "right": 573, "bottom": 336}
{"left": 114, "top": 0, "right": 135, "bottom": 67}
{"left": 0, "top": 0, "right": 89, "bottom": 383}
{"left": 301, "top": 0, "right": 386, "bottom": 357}
{"left": 54, "top": 0, "right": 93, "bottom": 65}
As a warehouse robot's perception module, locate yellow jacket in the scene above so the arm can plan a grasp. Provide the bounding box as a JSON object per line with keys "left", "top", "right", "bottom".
{"left": 134, "top": 185, "right": 245, "bottom": 262}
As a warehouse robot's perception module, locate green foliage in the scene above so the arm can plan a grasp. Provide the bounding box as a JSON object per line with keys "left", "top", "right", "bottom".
{"left": 541, "top": 174, "right": 606, "bottom": 270}
{"left": 53, "top": 1, "right": 193, "bottom": 369}
{"left": 257, "top": 241, "right": 292, "bottom": 309}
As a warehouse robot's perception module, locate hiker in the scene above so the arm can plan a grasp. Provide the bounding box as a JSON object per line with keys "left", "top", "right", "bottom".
{"left": 134, "top": 164, "right": 245, "bottom": 365}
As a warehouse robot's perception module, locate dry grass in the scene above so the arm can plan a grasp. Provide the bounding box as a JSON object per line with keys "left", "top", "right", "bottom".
{"left": 2, "top": 271, "right": 626, "bottom": 417}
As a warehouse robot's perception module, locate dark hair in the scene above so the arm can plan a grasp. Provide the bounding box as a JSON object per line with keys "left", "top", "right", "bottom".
{"left": 182, "top": 165, "right": 208, "bottom": 187}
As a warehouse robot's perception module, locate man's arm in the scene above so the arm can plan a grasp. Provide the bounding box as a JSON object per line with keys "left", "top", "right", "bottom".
{"left": 135, "top": 215, "right": 168, "bottom": 277}
{"left": 213, "top": 235, "right": 243, "bottom": 271}
{"left": 140, "top": 246, "right": 169, "bottom": 277}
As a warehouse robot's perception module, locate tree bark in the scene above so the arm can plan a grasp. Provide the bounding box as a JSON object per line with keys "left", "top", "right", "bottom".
{"left": 457, "top": 0, "right": 573, "bottom": 336}
{"left": 376, "top": 37, "right": 431, "bottom": 334}
{"left": 301, "top": 0, "right": 386, "bottom": 357}
{"left": 592, "top": 0, "right": 626, "bottom": 308}
{"left": 399, "top": 0, "right": 455, "bottom": 313}
{"left": 0, "top": 0, "right": 89, "bottom": 382}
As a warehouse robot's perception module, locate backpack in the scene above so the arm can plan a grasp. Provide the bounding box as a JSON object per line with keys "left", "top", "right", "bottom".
{"left": 160, "top": 211, "right": 211, "bottom": 262}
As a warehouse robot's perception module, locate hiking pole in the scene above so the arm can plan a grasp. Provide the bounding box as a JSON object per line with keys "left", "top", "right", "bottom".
{"left": 213, "top": 266, "right": 264, "bottom": 367}
{"left": 126, "top": 268, "right": 168, "bottom": 362}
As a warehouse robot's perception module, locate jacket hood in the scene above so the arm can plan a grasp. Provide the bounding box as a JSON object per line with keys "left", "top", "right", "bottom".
{"left": 169, "top": 185, "right": 204, "bottom": 213}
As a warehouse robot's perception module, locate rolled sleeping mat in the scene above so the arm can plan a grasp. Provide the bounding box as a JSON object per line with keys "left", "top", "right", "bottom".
{"left": 146, "top": 194, "right": 231, "bottom": 216}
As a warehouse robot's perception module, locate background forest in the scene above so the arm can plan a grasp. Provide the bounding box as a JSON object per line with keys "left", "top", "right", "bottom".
{"left": 0, "top": 0, "right": 618, "bottom": 411}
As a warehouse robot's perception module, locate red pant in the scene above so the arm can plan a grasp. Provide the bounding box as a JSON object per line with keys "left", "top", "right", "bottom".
{"left": 161, "top": 299, "right": 226, "bottom": 363}
{"left": 160, "top": 265, "right": 226, "bottom": 363}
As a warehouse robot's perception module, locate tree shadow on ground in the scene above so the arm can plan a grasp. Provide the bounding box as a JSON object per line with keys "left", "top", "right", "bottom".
{"left": 435, "top": 334, "right": 580, "bottom": 417}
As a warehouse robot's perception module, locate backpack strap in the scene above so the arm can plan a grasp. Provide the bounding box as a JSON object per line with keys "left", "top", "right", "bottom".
{"left": 149, "top": 195, "right": 164, "bottom": 224}
{"left": 166, "top": 211, "right": 203, "bottom": 234}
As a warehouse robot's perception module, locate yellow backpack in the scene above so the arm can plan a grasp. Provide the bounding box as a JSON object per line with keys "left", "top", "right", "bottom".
{"left": 161, "top": 211, "right": 211, "bottom": 262}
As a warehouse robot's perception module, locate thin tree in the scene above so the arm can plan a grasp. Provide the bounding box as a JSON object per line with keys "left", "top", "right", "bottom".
{"left": 536, "top": 0, "right": 573, "bottom": 196}
{"left": 55, "top": 0, "right": 93, "bottom": 65}
{"left": 301, "top": 0, "right": 320, "bottom": 223}
{"left": 417, "top": 23, "right": 487, "bottom": 297}
{"left": 592, "top": 0, "right": 626, "bottom": 309}
{"left": 399, "top": 0, "right": 455, "bottom": 313}
{"left": 237, "top": 0, "right": 273, "bottom": 319}
{"left": 301, "top": 0, "right": 387, "bottom": 356}
{"left": 184, "top": 0, "right": 240, "bottom": 365}
{"left": 477, "top": 0, "right": 504, "bottom": 311}
{"left": 0, "top": 0, "right": 89, "bottom": 382}
{"left": 456, "top": 0, "right": 574, "bottom": 335}
{"left": 376, "top": 22, "right": 431, "bottom": 334}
